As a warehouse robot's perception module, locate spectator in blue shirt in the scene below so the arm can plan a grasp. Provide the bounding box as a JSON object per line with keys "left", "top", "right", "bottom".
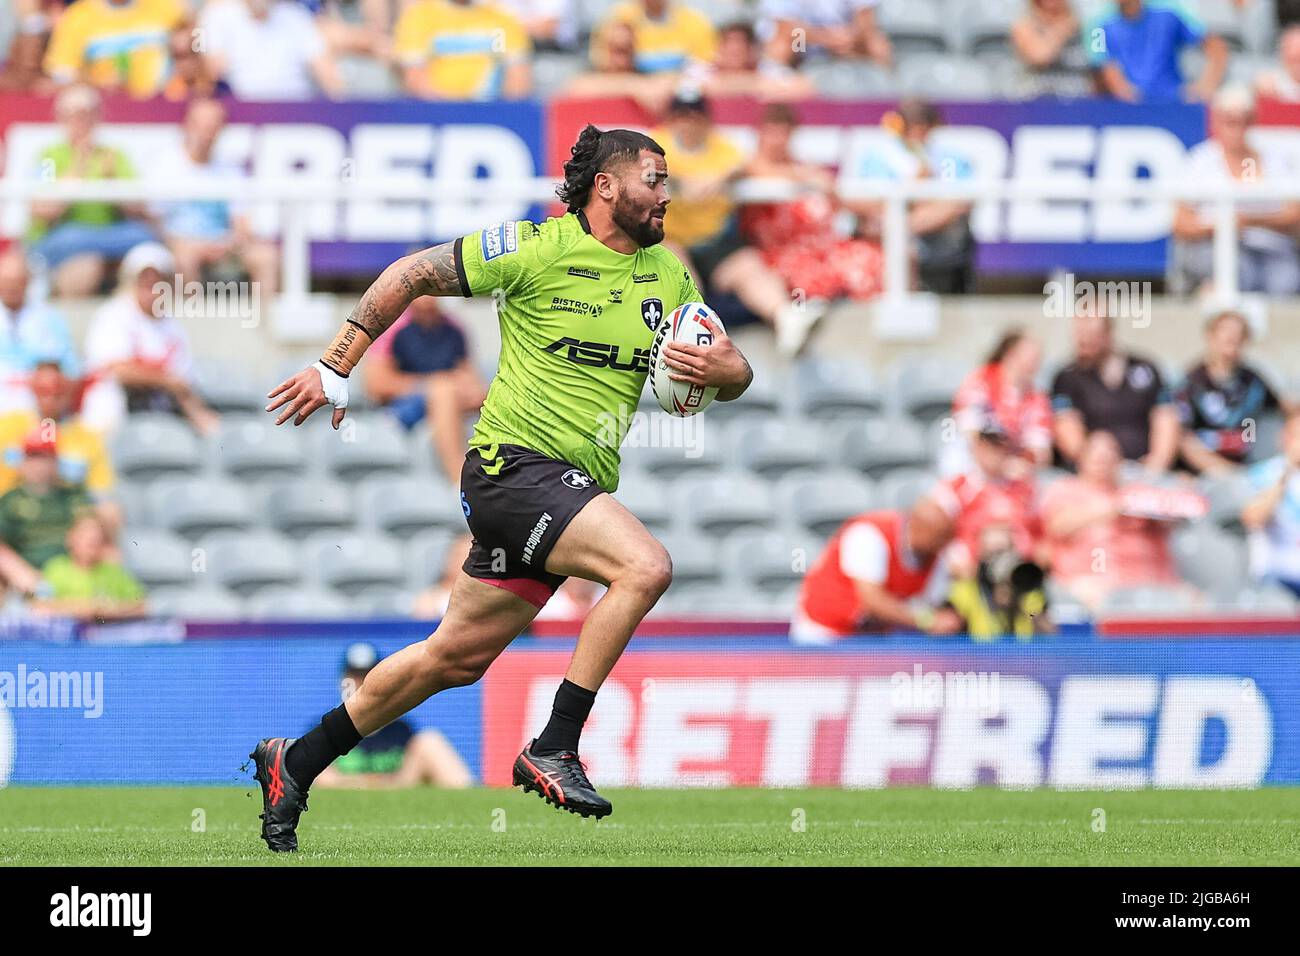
{"left": 1086, "top": 0, "right": 1227, "bottom": 103}
{"left": 0, "top": 247, "right": 80, "bottom": 417}
{"left": 1241, "top": 411, "right": 1300, "bottom": 599}
{"left": 364, "top": 296, "right": 486, "bottom": 484}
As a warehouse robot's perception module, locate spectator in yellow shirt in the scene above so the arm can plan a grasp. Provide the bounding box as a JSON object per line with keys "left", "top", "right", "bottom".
{"left": 44, "top": 0, "right": 189, "bottom": 99}
{"left": 598, "top": 0, "right": 717, "bottom": 74}
{"left": 0, "top": 360, "right": 120, "bottom": 536}
{"left": 394, "top": 0, "right": 532, "bottom": 100}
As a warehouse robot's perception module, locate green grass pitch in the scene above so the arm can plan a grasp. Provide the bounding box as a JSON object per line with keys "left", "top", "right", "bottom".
{"left": 1, "top": 787, "right": 1297, "bottom": 866}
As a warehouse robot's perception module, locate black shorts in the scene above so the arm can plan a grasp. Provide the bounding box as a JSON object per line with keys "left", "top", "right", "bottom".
{"left": 459, "top": 443, "right": 605, "bottom": 607}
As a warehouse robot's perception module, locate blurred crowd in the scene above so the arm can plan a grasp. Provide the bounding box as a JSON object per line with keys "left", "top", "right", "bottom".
{"left": 794, "top": 308, "right": 1300, "bottom": 641}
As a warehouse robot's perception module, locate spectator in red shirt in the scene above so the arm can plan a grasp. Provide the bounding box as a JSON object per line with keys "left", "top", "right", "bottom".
{"left": 942, "top": 327, "right": 1051, "bottom": 477}
{"left": 1042, "top": 430, "right": 1204, "bottom": 610}
{"left": 792, "top": 496, "right": 960, "bottom": 643}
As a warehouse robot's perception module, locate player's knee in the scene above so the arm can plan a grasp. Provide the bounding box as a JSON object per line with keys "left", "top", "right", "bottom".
{"left": 623, "top": 547, "right": 673, "bottom": 601}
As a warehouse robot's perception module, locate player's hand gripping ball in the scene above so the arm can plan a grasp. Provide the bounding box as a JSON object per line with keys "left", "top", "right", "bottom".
{"left": 649, "top": 303, "right": 726, "bottom": 416}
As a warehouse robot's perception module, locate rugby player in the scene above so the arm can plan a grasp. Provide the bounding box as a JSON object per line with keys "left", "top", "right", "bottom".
{"left": 250, "top": 125, "right": 754, "bottom": 851}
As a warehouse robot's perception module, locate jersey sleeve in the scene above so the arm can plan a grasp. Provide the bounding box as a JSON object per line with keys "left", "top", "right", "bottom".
{"left": 454, "top": 219, "right": 538, "bottom": 298}
{"left": 677, "top": 264, "right": 704, "bottom": 309}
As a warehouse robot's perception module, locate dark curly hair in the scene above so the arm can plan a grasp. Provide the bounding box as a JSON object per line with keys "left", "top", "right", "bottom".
{"left": 556, "top": 124, "right": 665, "bottom": 213}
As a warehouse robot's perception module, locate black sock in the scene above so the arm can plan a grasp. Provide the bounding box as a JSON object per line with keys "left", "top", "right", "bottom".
{"left": 532, "top": 679, "right": 597, "bottom": 756}
{"left": 286, "top": 703, "right": 362, "bottom": 788}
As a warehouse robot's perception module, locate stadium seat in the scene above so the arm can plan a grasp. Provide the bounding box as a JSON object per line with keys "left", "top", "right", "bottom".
{"left": 212, "top": 414, "right": 308, "bottom": 479}
{"left": 805, "top": 61, "right": 900, "bottom": 99}
{"left": 1200, "top": 472, "right": 1255, "bottom": 532}
{"left": 730, "top": 418, "right": 827, "bottom": 477}
{"left": 406, "top": 528, "right": 459, "bottom": 591}
{"left": 677, "top": 471, "right": 775, "bottom": 534}
{"left": 317, "top": 412, "right": 411, "bottom": 480}
{"left": 773, "top": 469, "right": 875, "bottom": 536}
{"left": 243, "top": 585, "right": 354, "bottom": 619}
{"left": 875, "top": 466, "right": 938, "bottom": 511}
{"left": 304, "top": 531, "right": 407, "bottom": 596}
{"left": 193, "top": 358, "right": 264, "bottom": 414}
{"left": 1101, "top": 584, "right": 1204, "bottom": 615}
{"left": 1184, "top": 0, "right": 1249, "bottom": 52}
{"left": 888, "top": 356, "right": 967, "bottom": 423}
{"left": 793, "top": 357, "right": 885, "bottom": 420}
{"left": 358, "top": 475, "right": 464, "bottom": 538}
{"left": 338, "top": 54, "right": 399, "bottom": 98}
{"left": 147, "top": 586, "right": 243, "bottom": 619}
{"left": 897, "top": 54, "right": 995, "bottom": 99}
{"left": 121, "top": 529, "right": 196, "bottom": 589}
{"left": 533, "top": 52, "right": 585, "bottom": 96}
{"left": 657, "top": 530, "right": 724, "bottom": 584}
{"left": 622, "top": 416, "right": 729, "bottom": 477}
{"left": 721, "top": 528, "right": 822, "bottom": 590}
{"left": 833, "top": 417, "right": 932, "bottom": 477}
{"left": 117, "top": 482, "right": 153, "bottom": 529}
{"left": 1230, "top": 584, "right": 1299, "bottom": 613}
{"left": 702, "top": 363, "right": 784, "bottom": 421}
{"left": 197, "top": 529, "right": 300, "bottom": 595}
{"left": 111, "top": 414, "right": 204, "bottom": 481}
{"left": 1243, "top": 0, "right": 1278, "bottom": 54}
{"left": 263, "top": 479, "right": 356, "bottom": 535}
{"left": 355, "top": 587, "right": 419, "bottom": 618}
{"left": 955, "top": 0, "right": 1019, "bottom": 57}
{"left": 878, "top": 0, "right": 951, "bottom": 53}
{"left": 612, "top": 472, "right": 674, "bottom": 531}
{"left": 1171, "top": 524, "right": 1249, "bottom": 598}
{"left": 150, "top": 476, "right": 255, "bottom": 538}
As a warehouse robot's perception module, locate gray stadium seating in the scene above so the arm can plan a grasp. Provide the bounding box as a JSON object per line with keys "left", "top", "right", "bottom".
{"left": 243, "top": 585, "right": 354, "bottom": 619}
{"left": 147, "top": 585, "right": 244, "bottom": 619}
{"left": 111, "top": 414, "right": 203, "bottom": 481}
{"left": 875, "top": 466, "right": 938, "bottom": 512}
{"left": 773, "top": 469, "right": 875, "bottom": 537}
{"left": 722, "top": 528, "right": 822, "bottom": 590}
{"left": 1172, "top": 523, "right": 1250, "bottom": 599}
{"left": 1200, "top": 472, "right": 1256, "bottom": 533}
{"left": 657, "top": 529, "right": 724, "bottom": 585}
{"left": 730, "top": 418, "right": 827, "bottom": 477}
{"left": 612, "top": 472, "right": 674, "bottom": 531}
{"left": 150, "top": 476, "right": 256, "bottom": 538}
{"left": 888, "top": 356, "right": 968, "bottom": 423}
{"left": 834, "top": 416, "right": 932, "bottom": 476}
{"left": 121, "top": 529, "right": 195, "bottom": 589}
{"left": 405, "top": 528, "right": 459, "bottom": 591}
{"left": 957, "top": 0, "right": 1020, "bottom": 58}
{"left": 212, "top": 414, "right": 308, "bottom": 479}
{"left": 677, "top": 471, "right": 775, "bottom": 534}
{"left": 193, "top": 358, "right": 264, "bottom": 414}
{"left": 318, "top": 412, "right": 411, "bottom": 480}
{"left": 806, "top": 61, "right": 900, "bottom": 99}
{"left": 358, "top": 475, "right": 465, "bottom": 538}
{"left": 263, "top": 479, "right": 356, "bottom": 536}
{"left": 197, "top": 529, "right": 301, "bottom": 596}
{"left": 898, "top": 54, "right": 995, "bottom": 100}
{"left": 878, "top": 0, "right": 950, "bottom": 54}
{"left": 304, "top": 531, "right": 408, "bottom": 597}
{"left": 794, "top": 357, "right": 884, "bottom": 420}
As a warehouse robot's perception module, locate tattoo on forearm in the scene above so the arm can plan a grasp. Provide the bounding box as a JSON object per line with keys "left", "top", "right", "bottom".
{"left": 345, "top": 241, "right": 461, "bottom": 341}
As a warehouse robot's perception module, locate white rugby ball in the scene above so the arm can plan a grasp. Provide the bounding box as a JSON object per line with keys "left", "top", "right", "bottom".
{"left": 649, "top": 302, "right": 724, "bottom": 417}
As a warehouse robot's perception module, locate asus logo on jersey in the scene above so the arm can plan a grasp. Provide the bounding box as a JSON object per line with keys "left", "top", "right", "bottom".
{"left": 543, "top": 338, "right": 651, "bottom": 372}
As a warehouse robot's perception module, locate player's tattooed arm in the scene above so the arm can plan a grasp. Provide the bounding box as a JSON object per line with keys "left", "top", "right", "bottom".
{"left": 320, "top": 241, "right": 462, "bottom": 377}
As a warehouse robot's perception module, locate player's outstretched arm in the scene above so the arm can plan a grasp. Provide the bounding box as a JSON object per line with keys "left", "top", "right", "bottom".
{"left": 266, "top": 241, "right": 463, "bottom": 428}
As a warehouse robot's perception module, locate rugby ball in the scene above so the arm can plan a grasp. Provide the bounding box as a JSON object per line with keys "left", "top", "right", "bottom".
{"left": 648, "top": 302, "right": 724, "bottom": 417}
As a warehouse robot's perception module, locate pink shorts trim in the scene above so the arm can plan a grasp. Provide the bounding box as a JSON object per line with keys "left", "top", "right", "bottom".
{"left": 479, "top": 576, "right": 555, "bottom": 609}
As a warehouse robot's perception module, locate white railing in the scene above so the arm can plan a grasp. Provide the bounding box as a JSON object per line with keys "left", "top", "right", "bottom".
{"left": 3, "top": 176, "right": 1294, "bottom": 304}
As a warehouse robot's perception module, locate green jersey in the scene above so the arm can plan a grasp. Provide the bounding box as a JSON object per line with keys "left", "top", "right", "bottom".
{"left": 454, "top": 210, "right": 703, "bottom": 492}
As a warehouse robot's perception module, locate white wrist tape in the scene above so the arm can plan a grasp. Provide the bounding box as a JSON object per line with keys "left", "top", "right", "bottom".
{"left": 312, "top": 361, "right": 350, "bottom": 410}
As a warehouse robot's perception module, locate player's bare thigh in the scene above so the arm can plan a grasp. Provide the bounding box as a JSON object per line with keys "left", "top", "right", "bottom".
{"left": 431, "top": 570, "right": 542, "bottom": 676}
{"left": 544, "top": 492, "right": 672, "bottom": 590}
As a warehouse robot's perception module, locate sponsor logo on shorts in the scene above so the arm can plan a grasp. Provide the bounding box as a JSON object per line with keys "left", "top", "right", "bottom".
{"left": 641, "top": 297, "right": 663, "bottom": 331}
{"left": 560, "top": 469, "right": 594, "bottom": 490}
{"left": 550, "top": 296, "right": 603, "bottom": 317}
{"left": 461, "top": 491, "right": 471, "bottom": 518}
{"left": 632, "top": 272, "right": 659, "bottom": 284}
{"left": 567, "top": 266, "right": 601, "bottom": 280}
{"left": 522, "top": 511, "right": 554, "bottom": 566}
